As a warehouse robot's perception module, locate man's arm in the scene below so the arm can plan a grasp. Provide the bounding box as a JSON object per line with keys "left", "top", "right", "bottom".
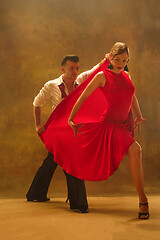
{"left": 33, "top": 82, "right": 52, "bottom": 133}
{"left": 77, "top": 54, "right": 110, "bottom": 85}
{"left": 33, "top": 106, "right": 46, "bottom": 134}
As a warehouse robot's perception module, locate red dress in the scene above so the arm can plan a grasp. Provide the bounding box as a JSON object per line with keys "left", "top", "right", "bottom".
{"left": 39, "top": 61, "right": 135, "bottom": 181}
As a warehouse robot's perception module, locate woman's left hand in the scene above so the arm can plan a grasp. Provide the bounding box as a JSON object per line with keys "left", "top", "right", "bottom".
{"left": 134, "top": 116, "right": 146, "bottom": 133}
{"left": 68, "top": 120, "right": 84, "bottom": 138}
{"left": 99, "top": 53, "right": 111, "bottom": 66}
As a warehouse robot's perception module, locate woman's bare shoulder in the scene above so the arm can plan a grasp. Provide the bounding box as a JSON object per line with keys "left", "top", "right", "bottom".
{"left": 95, "top": 71, "right": 106, "bottom": 87}
{"left": 95, "top": 71, "right": 106, "bottom": 79}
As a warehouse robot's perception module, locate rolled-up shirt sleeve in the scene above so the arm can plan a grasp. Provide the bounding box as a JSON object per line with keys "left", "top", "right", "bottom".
{"left": 33, "top": 82, "right": 51, "bottom": 107}
{"left": 76, "top": 64, "right": 99, "bottom": 85}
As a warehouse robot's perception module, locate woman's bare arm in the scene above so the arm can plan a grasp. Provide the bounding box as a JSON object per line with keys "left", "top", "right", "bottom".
{"left": 132, "top": 94, "right": 146, "bottom": 133}
{"left": 68, "top": 72, "right": 106, "bottom": 137}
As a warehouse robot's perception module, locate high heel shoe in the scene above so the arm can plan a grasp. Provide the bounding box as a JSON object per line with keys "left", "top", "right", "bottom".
{"left": 138, "top": 202, "right": 150, "bottom": 220}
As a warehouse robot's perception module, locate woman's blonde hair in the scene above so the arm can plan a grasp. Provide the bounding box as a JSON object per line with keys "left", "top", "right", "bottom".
{"left": 110, "top": 42, "right": 129, "bottom": 60}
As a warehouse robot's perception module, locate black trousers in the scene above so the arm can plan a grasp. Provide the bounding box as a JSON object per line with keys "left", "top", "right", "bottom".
{"left": 26, "top": 152, "right": 88, "bottom": 210}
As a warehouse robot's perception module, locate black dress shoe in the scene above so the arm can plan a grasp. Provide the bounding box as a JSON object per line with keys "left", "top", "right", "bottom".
{"left": 78, "top": 208, "right": 89, "bottom": 213}
{"left": 27, "top": 197, "right": 50, "bottom": 202}
{"left": 70, "top": 206, "right": 88, "bottom": 213}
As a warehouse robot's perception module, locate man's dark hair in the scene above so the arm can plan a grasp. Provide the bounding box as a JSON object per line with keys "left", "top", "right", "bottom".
{"left": 61, "top": 55, "right": 79, "bottom": 66}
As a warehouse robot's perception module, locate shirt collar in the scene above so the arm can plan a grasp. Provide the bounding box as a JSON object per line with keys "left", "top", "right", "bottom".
{"left": 57, "top": 75, "right": 78, "bottom": 87}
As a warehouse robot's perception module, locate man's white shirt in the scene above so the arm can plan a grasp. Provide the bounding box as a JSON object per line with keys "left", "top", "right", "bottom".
{"left": 33, "top": 64, "right": 99, "bottom": 111}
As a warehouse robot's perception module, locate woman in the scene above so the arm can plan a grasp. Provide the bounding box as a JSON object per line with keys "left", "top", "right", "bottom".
{"left": 68, "top": 42, "right": 149, "bottom": 219}
{"left": 40, "top": 42, "right": 149, "bottom": 219}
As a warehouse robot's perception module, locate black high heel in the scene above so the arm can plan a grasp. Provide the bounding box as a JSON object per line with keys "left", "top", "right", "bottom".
{"left": 138, "top": 203, "right": 150, "bottom": 220}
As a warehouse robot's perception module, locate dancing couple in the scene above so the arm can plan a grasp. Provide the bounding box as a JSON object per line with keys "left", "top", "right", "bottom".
{"left": 27, "top": 42, "right": 149, "bottom": 219}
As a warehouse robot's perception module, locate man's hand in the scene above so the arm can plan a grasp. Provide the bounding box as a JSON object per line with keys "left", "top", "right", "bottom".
{"left": 36, "top": 125, "right": 46, "bottom": 134}
{"left": 134, "top": 116, "right": 146, "bottom": 133}
{"left": 68, "top": 120, "right": 84, "bottom": 138}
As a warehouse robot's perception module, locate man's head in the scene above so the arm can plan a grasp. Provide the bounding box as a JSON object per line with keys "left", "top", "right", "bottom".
{"left": 61, "top": 55, "right": 80, "bottom": 82}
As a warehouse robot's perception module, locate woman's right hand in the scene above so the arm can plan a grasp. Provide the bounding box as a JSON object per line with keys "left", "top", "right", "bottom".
{"left": 68, "top": 120, "right": 84, "bottom": 138}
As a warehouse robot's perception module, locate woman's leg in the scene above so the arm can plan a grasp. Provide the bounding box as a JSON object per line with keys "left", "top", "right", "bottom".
{"left": 127, "top": 141, "right": 149, "bottom": 218}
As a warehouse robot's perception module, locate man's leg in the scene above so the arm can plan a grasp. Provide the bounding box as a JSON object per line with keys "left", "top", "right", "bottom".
{"left": 64, "top": 171, "right": 88, "bottom": 213}
{"left": 26, "top": 152, "right": 57, "bottom": 201}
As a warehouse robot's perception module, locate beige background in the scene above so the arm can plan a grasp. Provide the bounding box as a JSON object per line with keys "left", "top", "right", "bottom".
{"left": 0, "top": 0, "right": 160, "bottom": 198}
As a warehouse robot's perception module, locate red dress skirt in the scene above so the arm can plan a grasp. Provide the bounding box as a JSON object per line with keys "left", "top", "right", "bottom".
{"left": 39, "top": 61, "right": 135, "bottom": 181}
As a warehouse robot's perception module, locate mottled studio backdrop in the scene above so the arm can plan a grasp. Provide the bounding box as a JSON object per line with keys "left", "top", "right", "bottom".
{"left": 0, "top": 0, "right": 160, "bottom": 198}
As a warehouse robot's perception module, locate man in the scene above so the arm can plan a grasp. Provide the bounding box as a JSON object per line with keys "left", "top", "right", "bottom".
{"left": 26, "top": 55, "right": 107, "bottom": 213}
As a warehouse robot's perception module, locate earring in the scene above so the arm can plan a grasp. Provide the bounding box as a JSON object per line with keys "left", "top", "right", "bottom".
{"left": 108, "top": 63, "right": 113, "bottom": 69}
{"left": 124, "top": 65, "right": 129, "bottom": 72}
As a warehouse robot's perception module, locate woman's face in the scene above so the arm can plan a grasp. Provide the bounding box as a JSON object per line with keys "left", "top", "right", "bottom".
{"left": 110, "top": 51, "right": 129, "bottom": 74}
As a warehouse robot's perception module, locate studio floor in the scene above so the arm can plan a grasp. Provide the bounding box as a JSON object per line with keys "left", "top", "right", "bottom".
{"left": 0, "top": 196, "right": 159, "bottom": 240}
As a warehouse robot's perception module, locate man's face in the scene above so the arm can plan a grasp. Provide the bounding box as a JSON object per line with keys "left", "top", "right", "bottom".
{"left": 62, "top": 60, "right": 79, "bottom": 81}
